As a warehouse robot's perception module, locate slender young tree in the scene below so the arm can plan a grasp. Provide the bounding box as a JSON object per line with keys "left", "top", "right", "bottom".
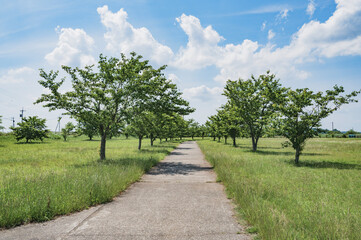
{"left": 223, "top": 71, "right": 286, "bottom": 151}
{"left": 61, "top": 122, "right": 75, "bottom": 141}
{"left": 278, "top": 86, "right": 360, "bottom": 164}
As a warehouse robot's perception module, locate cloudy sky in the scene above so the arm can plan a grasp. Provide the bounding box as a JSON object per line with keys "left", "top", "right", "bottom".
{"left": 1, "top": 0, "right": 361, "bottom": 131}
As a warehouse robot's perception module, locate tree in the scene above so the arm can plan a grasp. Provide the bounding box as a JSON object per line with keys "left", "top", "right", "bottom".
{"left": 187, "top": 119, "right": 200, "bottom": 140}
{"left": 0, "top": 116, "right": 4, "bottom": 131}
{"left": 35, "top": 52, "right": 169, "bottom": 160}
{"left": 218, "top": 104, "right": 243, "bottom": 147}
{"left": 78, "top": 120, "right": 98, "bottom": 140}
{"left": 126, "top": 71, "right": 193, "bottom": 149}
{"left": 223, "top": 71, "right": 286, "bottom": 151}
{"left": 10, "top": 116, "right": 49, "bottom": 143}
{"left": 207, "top": 115, "right": 224, "bottom": 142}
{"left": 278, "top": 86, "right": 360, "bottom": 164}
{"left": 205, "top": 118, "right": 218, "bottom": 141}
{"left": 346, "top": 129, "right": 359, "bottom": 134}
{"left": 128, "top": 111, "right": 152, "bottom": 150}
{"left": 199, "top": 124, "right": 207, "bottom": 139}
{"left": 61, "top": 122, "right": 75, "bottom": 141}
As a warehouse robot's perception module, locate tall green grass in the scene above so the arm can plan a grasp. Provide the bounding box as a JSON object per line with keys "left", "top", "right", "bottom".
{"left": 197, "top": 138, "right": 361, "bottom": 239}
{"left": 0, "top": 135, "right": 180, "bottom": 229}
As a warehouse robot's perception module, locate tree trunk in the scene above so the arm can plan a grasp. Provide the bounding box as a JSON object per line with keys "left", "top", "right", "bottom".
{"left": 251, "top": 136, "right": 257, "bottom": 151}
{"left": 192, "top": 135, "right": 194, "bottom": 140}
{"left": 166, "top": 138, "right": 168, "bottom": 142}
{"left": 233, "top": 136, "right": 236, "bottom": 147}
{"left": 224, "top": 136, "right": 227, "bottom": 144}
{"left": 213, "top": 136, "right": 216, "bottom": 141}
{"left": 100, "top": 133, "right": 107, "bottom": 160}
{"left": 295, "top": 147, "right": 301, "bottom": 164}
{"left": 150, "top": 133, "right": 154, "bottom": 146}
{"left": 218, "top": 136, "right": 221, "bottom": 142}
{"left": 138, "top": 136, "right": 142, "bottom": 150}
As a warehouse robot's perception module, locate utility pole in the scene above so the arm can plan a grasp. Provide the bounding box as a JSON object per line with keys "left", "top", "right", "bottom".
{"left": 19, "top": 107, "right": 26, "bottom": 122}
{"left": 11, "top": 117, "right": 15, "bottom": 127}
{"left": 55, "top": 116, "right": 62, "bottom": 133}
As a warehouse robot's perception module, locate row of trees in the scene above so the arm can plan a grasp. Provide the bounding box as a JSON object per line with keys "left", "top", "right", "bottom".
{"left": 207, "top": 71, "right": 360, "bottom": 163}
{"left": 35, "top": 52, "right": 194, "bottom": 160}
{"left": 8, "top": 115, "right": 204, "bottom": 145}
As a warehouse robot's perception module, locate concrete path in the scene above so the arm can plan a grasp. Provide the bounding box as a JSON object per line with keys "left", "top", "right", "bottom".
{"left": 0, "top": 141, "right": 250, "bottom": 240}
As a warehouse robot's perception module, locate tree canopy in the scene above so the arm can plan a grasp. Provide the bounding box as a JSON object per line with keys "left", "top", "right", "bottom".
{"left": 223, "top": 71, "right": 286, "bottom": 151}
{"left": 36, "top": 52, "right": 193, "bottom": 159}
{"left": 10, "top": 116, "right": 49, "bottom": 143}
{"left": 278, "top": 86, "right": 360, "bottom": 163}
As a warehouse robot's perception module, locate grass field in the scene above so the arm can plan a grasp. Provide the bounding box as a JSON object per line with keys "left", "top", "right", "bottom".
{"left": 0, "top": 134, "right": 180, "bottom": 229}
{"left": 198, "top": 137, "right": 361, "bottom": 240}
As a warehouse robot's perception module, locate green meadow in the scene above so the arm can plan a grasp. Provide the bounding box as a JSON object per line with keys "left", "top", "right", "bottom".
{"left": 198, "top": 137, "right": 361, "bottom": 240}
{"left": 0, "top": 135, "right": 180, "bottom": 229}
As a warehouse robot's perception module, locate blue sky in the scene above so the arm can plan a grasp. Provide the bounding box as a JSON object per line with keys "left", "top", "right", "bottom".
{"left": 1, "top": 0, "right": 360, "bottom": 132}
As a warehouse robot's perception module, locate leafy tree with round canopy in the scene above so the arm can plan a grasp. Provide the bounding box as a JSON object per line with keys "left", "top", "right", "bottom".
{"left": 277, "top": 86, "right": 360, "bottom": 164}
{"left": 217, "top": 104, "right": 244, "bottom": 147}
{"left": 10, "top": 116, "right": 49, "bottom": 143}
{"left": 36, "top": 52, "right": 189, "bottom": 160}
{"left": 187, "top": 119, "right": 200, "bottom": 140}
{"left": 77, "top": 120, "right": 98, "bottom": 140}
{"left": 223, "top": 71, "right": 286, "bottom": 151}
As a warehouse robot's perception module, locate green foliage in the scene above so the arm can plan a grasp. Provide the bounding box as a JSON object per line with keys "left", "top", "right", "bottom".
{"left": 61, "top": 122, "right": 75, "bottom": 141}
{"left": 77, "top": 120, "right": 98, "bottom": 140}
{"left": 187, "top": 119, "right": 200, "bottom": 140}
{"left": 0, "top": 116, "right": 4, "bottom": 130}
{"left": 278, "top": 86, "right": 360, "bottom": 163}
{"left": 35, "top": 52, "right": 193, "bottom": 159}
{"left": 346, "top": 129, "right": 359, "bottom": 134}
{"left": 198, "top": 138, "right": 361, "bottom": 239}
{"left": 223, "top": 71, "right": 286, "bottom": 151}
{"left": 10, "top": 116, "right": 49, "bottom": 143}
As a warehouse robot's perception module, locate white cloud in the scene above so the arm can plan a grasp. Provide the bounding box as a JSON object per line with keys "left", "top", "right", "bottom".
{"left": 229, "top": 4, "right": 291, "bottom": 16}
{"left": 278, "top": 9, "right": 289, "bottom": 19}
{"left": 0, "top": 67, "right": 37, "bottom": 84}
{"left": 261, "top": 21, "right": 267, "bottom": 31}
{"left": 97, "top": 5, "right": 173, "bottom": 64}
{"left": 183, "top": 85, "right": 223, "bottom": 100}
{"left": 172, "top": 0, "right": 361, "bottom": 83}
{"left": 45, "top": 28, "right": 96, "bottom": 67}
{"left": 168, "top": 73, "right": 179, "bottom": 84}
{"left": 171, "top": 14, "right": 224, "bottom": 70}
{"left": 268, "top": 30, "right": 276, "bottom": 40}
{"left": 307, "top": 0, "right": 316, "bottom": 17}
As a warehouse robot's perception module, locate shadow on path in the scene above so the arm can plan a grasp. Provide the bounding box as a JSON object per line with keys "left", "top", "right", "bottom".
{"left": 148, "top": 162, "right": 213, "bottom": 176}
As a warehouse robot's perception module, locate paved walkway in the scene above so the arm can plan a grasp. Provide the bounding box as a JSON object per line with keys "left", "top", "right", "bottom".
{"left": 0, "top": 141, "right": 250, "bottom": 240}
